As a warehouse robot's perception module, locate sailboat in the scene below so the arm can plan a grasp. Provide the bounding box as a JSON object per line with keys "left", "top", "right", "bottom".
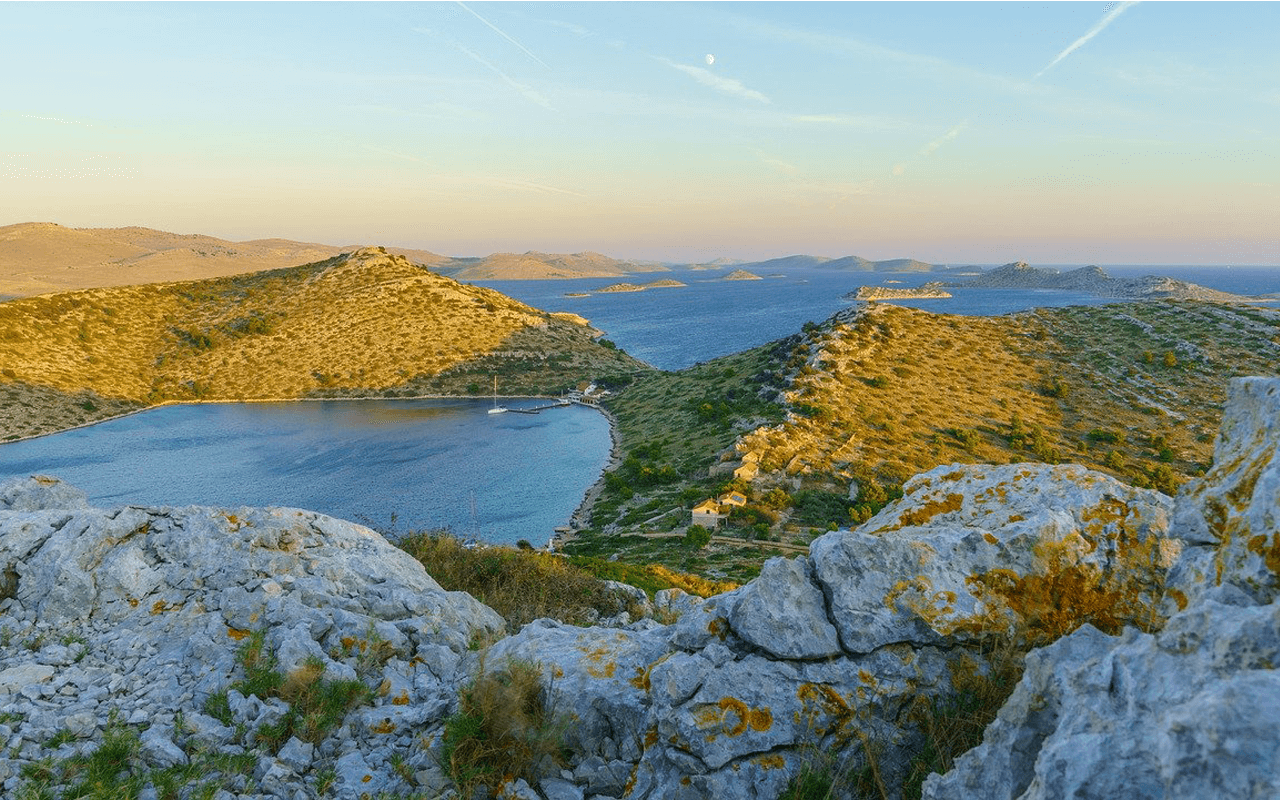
{"left": 487, "top": 374, "right": 507, "bottom": 415}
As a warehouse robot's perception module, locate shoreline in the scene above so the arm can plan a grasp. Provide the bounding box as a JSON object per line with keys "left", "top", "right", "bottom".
{"left": 566, "top": 403, "right": 622, "bottom": 539}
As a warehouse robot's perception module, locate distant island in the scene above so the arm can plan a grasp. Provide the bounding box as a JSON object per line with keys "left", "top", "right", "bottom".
{"left": 594, "top": 279, "right": 688, "bottom": 294}
{"left": 735, "top": 254, "right": 940, "bottom": 273}
{"left": 957, "top": 262, "right": 1269, "bottom": 303}
{"left": 722, "top": 270, "right": 763, "bottom": 281}
{"left": 849, "top": 282, "right": 952, "bottom": 301}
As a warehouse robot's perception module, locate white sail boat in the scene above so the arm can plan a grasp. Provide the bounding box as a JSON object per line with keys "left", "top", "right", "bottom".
{"left": 487, "top": 374, "right": 507, "bottom": 415}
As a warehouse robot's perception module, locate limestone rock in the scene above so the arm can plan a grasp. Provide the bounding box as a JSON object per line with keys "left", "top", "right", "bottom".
{"left": 1166, "top": 377, "right": 1280, "bottom": 609}
{"left": 729, "top": 556, "right": 842, "bottom": 659}
{"left": 925, "top": 377, "right": 1280, "bottom": 800}
{"left": 0, "top": 474, "right": 88, "bottom": 512}
{"left": 811, "top": 463, "right": 1175, "bottom": 652}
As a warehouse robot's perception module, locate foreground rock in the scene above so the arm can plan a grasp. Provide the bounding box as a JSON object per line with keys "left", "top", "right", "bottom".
{"left": 0, "top": 478, "right": 502, "bottom": 797}
{"left": 483, "top": 461, "right": 1176, "bottom": 799}
{"left": 923, "top": 377, "right": 1280, "bottom": 799}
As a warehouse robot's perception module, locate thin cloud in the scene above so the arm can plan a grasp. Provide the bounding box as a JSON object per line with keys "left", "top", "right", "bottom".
{"left": 919, "top": 122, "right": 967, "bottom": 157}
{"left": 725, "top": 15, "right": 1029, "bottom": 96}
{"left": 1035, "top": 1, "right": 1140, "bottom": 80}
{"left": 480, "top": 176, "right": 587, "bottom": 198}
{"left": 456, "top": 1, "right": 550, "bottom": 69}
{"left": 791, "top": 113, "right": 915, "bottom": 131}
{"left": 454, "top": 44, "right": 555, "bottom": 110}
{"left": 659, "top": 58, "right": 770, "bottom": 104}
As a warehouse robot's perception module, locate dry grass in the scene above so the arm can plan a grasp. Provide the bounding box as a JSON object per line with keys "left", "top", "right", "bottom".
{"left": 397, "top": 532, "right": 633, "bottom": 633}
{"left": 739, "top": 301, "right": 1280, "bottom": 494}
{"left": 441, "top": 657, "right": 564, "bottom": 798}
{"left": 0, "top": 248, "right": 647, "bottom": 439}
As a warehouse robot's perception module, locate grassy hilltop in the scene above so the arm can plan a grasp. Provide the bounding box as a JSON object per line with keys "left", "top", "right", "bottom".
{"left": 0, "top": 247, "right": 647, "bottom": 440}
{"left": 573, "top": 299, "right": 1280, "bottom": 581}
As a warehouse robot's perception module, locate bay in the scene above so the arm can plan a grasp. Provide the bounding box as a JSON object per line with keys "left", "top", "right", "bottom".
{"left": 0, "top": 398, "right": 611, "bottom": 546}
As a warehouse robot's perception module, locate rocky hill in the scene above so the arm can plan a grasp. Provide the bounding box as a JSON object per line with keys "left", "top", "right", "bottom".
{"left": 962, "top": 261, "right": 1264, "bottom": 303}
{"left": 0, "top": 223, "right": 450, "bottom": 298}
{"left": 1, "top": 376, "right": 1274, "bottom": 799}
{"left": 0, "top": 248, "right": 647, "bottom": 440}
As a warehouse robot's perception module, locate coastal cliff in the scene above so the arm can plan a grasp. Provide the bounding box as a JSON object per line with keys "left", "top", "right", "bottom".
{"left": 1, "top": 377, "right": 1276, "bottom": 798}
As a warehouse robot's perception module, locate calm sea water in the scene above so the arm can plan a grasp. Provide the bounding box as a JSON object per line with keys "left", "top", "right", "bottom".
{"left": 3, "top": 263, "right": 1275, "bottom": 542}
{"left": 478, "top": 265, "right": 1280, "bottom": 371}
{"left": 0, "top": 399, "right": 610, "bottom": 546}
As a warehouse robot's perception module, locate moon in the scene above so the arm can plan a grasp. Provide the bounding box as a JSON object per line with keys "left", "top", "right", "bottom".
{"left": 705, "top": 54, "right": 715, "bottom": 66}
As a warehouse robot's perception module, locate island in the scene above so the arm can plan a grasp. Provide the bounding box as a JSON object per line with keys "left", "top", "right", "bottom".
{"left": 722, "top": 269, "right": 763, "bottom": 281}
{"left": 848, "top": 281, "right": 953, "bottom": 301}
{"left": 957, "top": 262, "right": 1269, "bottom": 303}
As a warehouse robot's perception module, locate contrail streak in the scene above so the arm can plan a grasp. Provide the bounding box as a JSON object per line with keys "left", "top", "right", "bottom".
{"left": 1035, "top": 1, "right": 1139, "bottom": 80}
{"left": 456, "top": 1, "right": 550, "bottom": 69}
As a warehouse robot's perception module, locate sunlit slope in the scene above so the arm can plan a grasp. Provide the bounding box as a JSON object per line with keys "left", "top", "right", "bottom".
{"left": 0, "top": 248, "right": 646, "bottom": 439}
{"left": 739, "top": 301, "right": 1280, "bottom": 492}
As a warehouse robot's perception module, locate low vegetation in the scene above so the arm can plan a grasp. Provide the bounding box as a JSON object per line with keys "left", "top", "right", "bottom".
{"left": 395, "top": 531, "right": 734, "bottom": 634}
{"left": 441, "top": 658, "right": 564, "bottom": 798}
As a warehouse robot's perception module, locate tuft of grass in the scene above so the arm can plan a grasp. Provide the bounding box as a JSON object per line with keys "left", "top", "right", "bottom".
{"left": 900, "top": 637, "right": 1025, "bottom": 799}
{"left": 18, "top": 717, "right": 144, "bottom": 800}
{"left": 226, "top": 631, "right": 373, "bottom": 751}
{"left": 441, "top": 658, "right": 564, "bottom": 798}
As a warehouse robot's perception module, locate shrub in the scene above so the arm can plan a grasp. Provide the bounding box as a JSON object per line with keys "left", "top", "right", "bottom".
{"left": 684, "top": 524, "right": 712, "bottom": 549}
{"left": 228, "top": 631, "right": 372, "bottom": 751}
{"left": 441, "top": 659, "right": 564, "bottom": 797}
{"left": 397, "top": 532, "right": 625, "bottom": 631}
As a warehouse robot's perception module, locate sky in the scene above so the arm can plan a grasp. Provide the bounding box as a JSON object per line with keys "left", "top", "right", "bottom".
{"left": 3, "top": 1, "right": 1278, "bottom": 265}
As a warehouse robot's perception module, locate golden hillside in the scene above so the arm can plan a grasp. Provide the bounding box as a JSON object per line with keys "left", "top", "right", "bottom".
{"left": 739, "top": 300, "right": 1280, "bottom": 493}
{"left": 0, "top": 222, "right": 450, "bottom": 298}
{"left": 0, "top": 248, "right": 647, "bottom": 440}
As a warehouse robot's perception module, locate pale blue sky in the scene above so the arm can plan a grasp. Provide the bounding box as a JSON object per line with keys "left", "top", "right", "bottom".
{"left": 3, "top": 2, "right": 1277, "bottom": 264}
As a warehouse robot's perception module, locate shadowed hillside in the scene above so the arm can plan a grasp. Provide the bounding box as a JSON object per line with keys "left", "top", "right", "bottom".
{"left": 0, "top": 248, "right": 649, "bottom": 440}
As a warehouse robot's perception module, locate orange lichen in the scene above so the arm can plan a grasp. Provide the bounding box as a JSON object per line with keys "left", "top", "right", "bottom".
{"left": 892, "top": 493, "right": 964, "bottom": 530}
{"left": 581, "top": 644, "right": 617, "bottom": 679}
{"left": 391, "top": 690, "right": 411, "bottom": 706}
{"left": 755, "top": 754, "right": 787, "bottom": 770}
{"left": 630, "top": 665, "right": 651, "bottom": 693}
{"left": 370, "top": 719, "right": 396, "bottom": 735}
{"left": 1247, "top": 533, "right": 1280, "bottom": 577}
{"left": 984, "top": 532, "right": 999, "bottom": 545}
{"left": 226, "top": 627, "right": 251, "bottom": 640}
{"left": 1167, "top": 588, "right": 1188, "bottom": 611}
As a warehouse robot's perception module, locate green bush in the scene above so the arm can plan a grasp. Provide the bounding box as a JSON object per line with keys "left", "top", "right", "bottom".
{"left": 684, "top": 525, "right": 712, "bottom": 549}
{"left": 441, "top": 659, "right": 564, "bottom": 798}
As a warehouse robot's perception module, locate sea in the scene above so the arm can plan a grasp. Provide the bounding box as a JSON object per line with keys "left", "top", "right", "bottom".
{"left": 2, "top": 263, "right": 1276, "bottom": 543}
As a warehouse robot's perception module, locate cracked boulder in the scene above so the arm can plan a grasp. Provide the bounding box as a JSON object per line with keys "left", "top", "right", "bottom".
{"left": 924, "top": 377, "right": 1280, "bottom": 800}
{"left": 812, "top": 462, "right": 1176, "bottom": 651}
